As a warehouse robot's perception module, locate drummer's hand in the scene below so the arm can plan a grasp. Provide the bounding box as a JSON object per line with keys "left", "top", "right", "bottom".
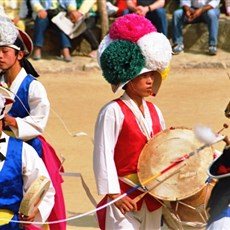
{"left": 224, "top": 135, "right": 230, "bottom": 146}
{"left": 19, "top": 208, "right": 39, "bottom": 225}
{"left": 3, "top": 114, "right": 18, "bottom": 128}
{"left": 108, "top": 194, "right": 137, "bottom": 215}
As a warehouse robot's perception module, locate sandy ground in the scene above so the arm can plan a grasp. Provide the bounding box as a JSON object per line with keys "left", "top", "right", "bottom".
{"left": 38, "top": 65, "right": 229, "bottom": 229}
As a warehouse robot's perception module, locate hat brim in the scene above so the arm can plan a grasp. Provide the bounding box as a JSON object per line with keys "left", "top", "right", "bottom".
{"left": 208, "top": 148, "right": 230, "bottom": 179}
{"left": 0, "top": 86, "right": 14, "bottom": 114}
{"left": 18, "top": 29, "right": 33, "bottom": 57}
{"left": 111, "top": 68, "right": 162, "bottom": 96}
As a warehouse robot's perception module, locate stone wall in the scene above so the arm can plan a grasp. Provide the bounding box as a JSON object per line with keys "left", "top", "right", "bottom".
{"left": 25, "top": 0, "right": 230, "bottom": 55}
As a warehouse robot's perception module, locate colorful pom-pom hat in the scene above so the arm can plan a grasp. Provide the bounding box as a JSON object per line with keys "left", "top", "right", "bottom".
{"left": 97, "top": 14, "right": 172, "bottom": 95}
{"left": 0, "top": 14, "right": 33, "bottom": 57}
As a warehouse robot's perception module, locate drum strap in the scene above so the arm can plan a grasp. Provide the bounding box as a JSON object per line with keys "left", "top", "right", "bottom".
{"left": 0, "top": 209, "right": 14, "bottom": 226}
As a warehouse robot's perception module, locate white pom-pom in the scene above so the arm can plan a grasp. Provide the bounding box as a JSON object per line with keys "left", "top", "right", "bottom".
{"left": 97, "top": 34, "right": 113, "bottom": 67}
{"left": 193, "top": 124, "right": 218, "bottom": 145}
{"left": 137, "top": 32, "right": 172, "bottom": 71}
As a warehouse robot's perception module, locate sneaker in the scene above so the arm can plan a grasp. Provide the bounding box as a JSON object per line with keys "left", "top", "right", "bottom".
{"left": 56, "top": 55, "right": 72, "bottom": 62}
{"left": 172, "top": 44, "right": 184, "bottom": 55}
{"left": 209, "top": 46, "right": 217, "bottom": 55}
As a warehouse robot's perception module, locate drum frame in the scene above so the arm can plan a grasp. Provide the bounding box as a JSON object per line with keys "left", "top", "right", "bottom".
{"left": 161, "top": 179, "right": 216, "bottom": 230}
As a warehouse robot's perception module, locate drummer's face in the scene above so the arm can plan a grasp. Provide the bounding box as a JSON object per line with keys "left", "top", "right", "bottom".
{"left": 128, "top": 71, "right": 156, "bottom": 97}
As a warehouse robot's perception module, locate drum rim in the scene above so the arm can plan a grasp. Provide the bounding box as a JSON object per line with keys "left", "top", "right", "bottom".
{"left": 137, "top": 127, "right": 214, "bottom": 201}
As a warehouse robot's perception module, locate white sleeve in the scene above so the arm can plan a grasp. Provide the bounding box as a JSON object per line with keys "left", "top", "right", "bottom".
{"left": 11, "top": 80, "right": 50, "bottom": 140}
{"left": 208, "top": 0, "right": 220, "bottom": 8}
{"left": 22, "top": 142, "right": 55, "bottom": 222}
{"left": 154, "top": 104, "right": 166, "bottom": 130}
{"left": 19, "top": 0, "right": 29, "bottom": 18}
{"left": 93, "top": 101, "right": 124, "bottom": 195}
{"left": 180, "top": 0, "right": 191, "bottom": 7}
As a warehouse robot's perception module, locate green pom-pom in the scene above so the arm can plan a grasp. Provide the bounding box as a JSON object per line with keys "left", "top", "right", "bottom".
{"left": 100, "top": 40, "right": 145, "bottom": 85}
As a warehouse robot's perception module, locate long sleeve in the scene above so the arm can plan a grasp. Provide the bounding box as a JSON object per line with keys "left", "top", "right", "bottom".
{"left": 93, "top": 101, "right": 123, "bottom": 195}
{"left": 7, "top": 68, "right": 50, "bottom": 140}
{"left": 78, "top": 0, "right": 97, "bottom": 15}
{"left": 19, "top": 0, "right": 29, "bottom": 18}
{"left": 31, "top": 0, "right": 45, "bottom": 12}
{"left": 22, "top": 141, "right": 55, "bottom": 223}
{"left": 0, "top": 133, "right": 55, "bottom": 223}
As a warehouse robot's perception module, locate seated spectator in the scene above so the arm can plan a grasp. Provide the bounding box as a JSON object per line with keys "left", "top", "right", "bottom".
{"left": 31, "top": 0, "right": 79, "bottom": 62}
{"left": 172, "top": 0, "right": 220, "bottom": 55}
{"left": 73, "top": 0, "right": 100, "bottom": 58}
{"left": 126, "top": 0, "right": 168, "bottom": 36}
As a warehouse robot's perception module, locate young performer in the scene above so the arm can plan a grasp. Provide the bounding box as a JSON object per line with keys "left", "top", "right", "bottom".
{"left": 206, "top": 102, "right": 230, "bottom": 229}
{"left": 0, "top": 87, "right": 55, "bottom": 230}
{"left": 0, "top": 15, "right": 66, "bottom": 230}
{"left": 93, "top": 14, "right": 172, "bottom": 229}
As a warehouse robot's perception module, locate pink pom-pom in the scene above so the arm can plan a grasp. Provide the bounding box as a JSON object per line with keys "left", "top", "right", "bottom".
{"left": 109, "top": 14, "right": 157, "bottom": 43}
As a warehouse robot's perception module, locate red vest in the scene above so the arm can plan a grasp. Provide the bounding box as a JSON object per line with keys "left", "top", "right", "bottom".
{"left": 96, "top": 99, "right": 162, "bottom": 230}
{"left": 114, "top": 99, "right": 162, "bottom": 211}
{"left": 114, "top": 99, "right": 161, "bottom": 176}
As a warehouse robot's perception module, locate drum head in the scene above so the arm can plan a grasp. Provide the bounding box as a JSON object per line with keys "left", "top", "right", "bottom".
{"left": 137, "top": 127, "right": 213, "bottom": 201}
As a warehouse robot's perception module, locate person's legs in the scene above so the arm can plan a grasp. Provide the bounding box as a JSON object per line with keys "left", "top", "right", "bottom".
{"left": 172, "top": 8, "right": 187, "bottom": 54}
{"left": 81, "top": 17, "right": 99, "bottom": 51}
{"left": 146, "top": 7, "right": 168, "bottom": 36}
{"left": 33, "top": 17, "right": 50, "bottom": 59}
{"left": 79, "top": 16, "right": 99, "bottom": 58}
{"left": 202, "top": 8, "right": 220, "bottom": 47}
{"left": 172, "top": 8, "right": 185, "bottom": 46}
{"left": 55, "top": 27, "right": 72, "bottom": 61}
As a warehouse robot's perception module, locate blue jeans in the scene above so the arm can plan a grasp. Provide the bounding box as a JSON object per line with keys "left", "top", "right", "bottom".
{"left": 33, "top": 16, "right": 71, "bottom": 49}
{"left": 172, "top": 7, "right": 220, "bottom": 46}
{"left": 146, "top": 7, "right": 168, "bottom": 36}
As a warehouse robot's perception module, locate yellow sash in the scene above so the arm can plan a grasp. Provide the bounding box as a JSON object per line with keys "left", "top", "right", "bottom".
{"left": 3, "top": 130, "right": 15, "bottom": 137}
{"left": 123, "top": 173, "right": 140, "bottom": 185}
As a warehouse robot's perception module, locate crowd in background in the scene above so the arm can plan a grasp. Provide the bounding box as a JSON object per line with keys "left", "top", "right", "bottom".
{"left": 0, "top": 0, "right": 229, "bottom": 60}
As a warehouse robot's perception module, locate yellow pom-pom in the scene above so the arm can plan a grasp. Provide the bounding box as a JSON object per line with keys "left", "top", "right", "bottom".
{"left": 158, "top": 64, "right": 170, "bottom": 80}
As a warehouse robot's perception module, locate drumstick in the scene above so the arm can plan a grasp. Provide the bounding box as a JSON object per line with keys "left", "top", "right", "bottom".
{"left": 95, "top": 132, "right": 225, "bottom": 213}
{"left": 133, "top": 163, "right": 186, "bottom": 203}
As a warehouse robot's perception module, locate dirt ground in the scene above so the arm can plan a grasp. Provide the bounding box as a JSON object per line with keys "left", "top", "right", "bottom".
{"left": 39, "top": 66, "right": 229, "bottom": 230}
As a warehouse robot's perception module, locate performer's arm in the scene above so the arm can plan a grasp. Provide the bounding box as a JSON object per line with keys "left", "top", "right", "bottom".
{"left": 22, "top": 142, "right": 55, "bottom": 223}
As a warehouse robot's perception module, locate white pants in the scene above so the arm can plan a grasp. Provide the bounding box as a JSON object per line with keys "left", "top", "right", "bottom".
{"left": 206, "top": 217, "right": 230, "bottom": 230}
{"left": 105, "top": 199, "right": 162, "bottom": 230}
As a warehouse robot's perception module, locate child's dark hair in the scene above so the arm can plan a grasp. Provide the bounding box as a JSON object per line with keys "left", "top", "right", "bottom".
{"left": 14, "top": 37, "right": 25, "bottom": 55}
